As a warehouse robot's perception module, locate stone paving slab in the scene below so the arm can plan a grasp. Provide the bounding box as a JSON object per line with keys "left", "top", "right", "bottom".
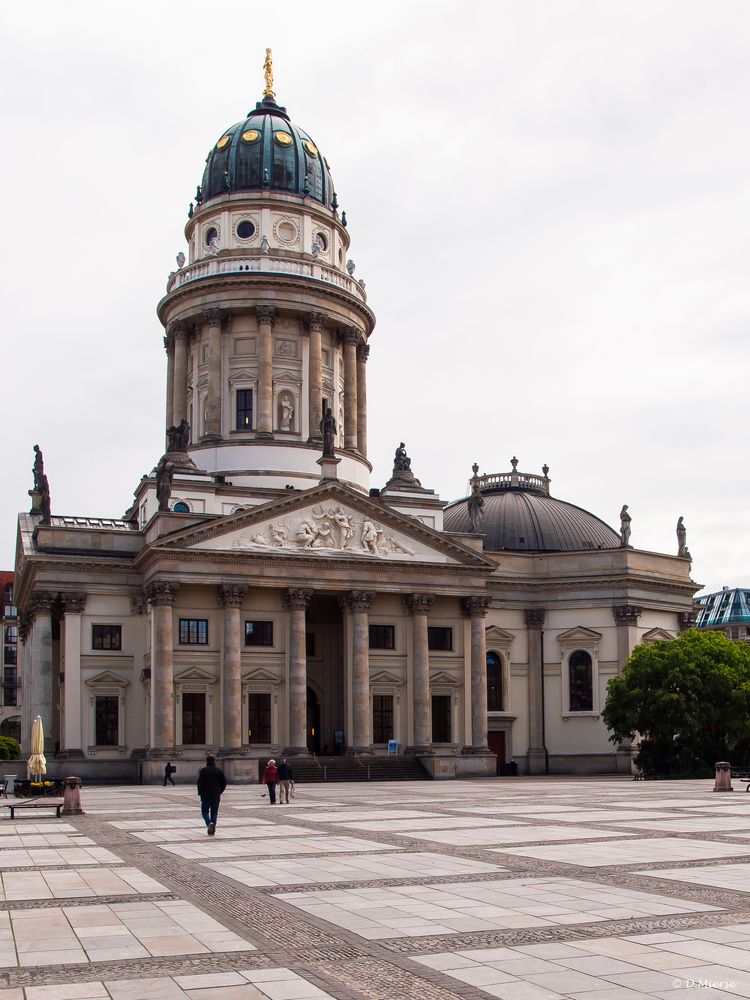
{"left": 0, "top": 867, "right": 166, "bottom": 901}
{"left": 394, "top": 825, "right": 637, "bottom": 846}
{"left": 131, "top": 824, "right": 314, "bottom": 844}
{"left": 158, "top": 835, "right": 394, "bottom": 860}
{"left": 635, "top": 864, "right": 750, "bottom": 893}
{"left": 491, "top": 836, "right": 750, "bottom": 866}
{"left": 0, "top": 847, "right": 121, "bottom": 869}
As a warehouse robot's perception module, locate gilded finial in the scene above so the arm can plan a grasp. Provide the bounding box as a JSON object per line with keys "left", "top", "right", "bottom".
{"left": 263, "top": 48, "right": 275, "bottom": 101}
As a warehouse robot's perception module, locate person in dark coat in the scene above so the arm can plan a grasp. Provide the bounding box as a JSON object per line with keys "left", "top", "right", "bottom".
{"left": 163, "top": 761, "right": 175, "bottom": 786}
{"left": 196, "top": 754, "right": 227, "bottom": 836}
{"left": 261, "top": 758, "right": 279, "bottom": 804}
{"left": 277, "top": 757, "right": 294, "bottom": 804}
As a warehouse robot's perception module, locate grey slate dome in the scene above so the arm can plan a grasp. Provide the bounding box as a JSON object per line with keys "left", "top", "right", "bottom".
{"left": 444, "top": 462, "right": 620, "bottom": 553}
{"left": 198, "top": 95, "right": 335, "bottom": 208}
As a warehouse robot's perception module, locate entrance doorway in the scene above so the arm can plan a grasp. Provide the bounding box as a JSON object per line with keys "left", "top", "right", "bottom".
{"left": 306, "top": 686, "right": 321, "bottom": 755}
{"left": 487, "top": 730, "right": 506, "bottom": 775}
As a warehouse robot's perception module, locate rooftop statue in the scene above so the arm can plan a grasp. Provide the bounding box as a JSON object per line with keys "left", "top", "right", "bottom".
{"left": 676, "top": 516, "right": 691, "bottom": 559}
{"left": 32, "top": 444, "right": 44, "bottom": 492}
{"left": 387, "top": 442, "right": 422, "bottom": 488}
{"left": 619, "top": 504, "right": 632, "bottom": 548}
{"left": 467, "top": 462, "right": 485, "bottom": 533}
{"left": 320, "top": 407, "right": 337, "bottom": 458}
{"left": 156, "top": 456, "right": 175, "bottom": 513}
{"left": 167, "top": 420, "right": 190, "bottom": 453}
{"left": 29, "top": 444, "right": 51, "bottom": 523}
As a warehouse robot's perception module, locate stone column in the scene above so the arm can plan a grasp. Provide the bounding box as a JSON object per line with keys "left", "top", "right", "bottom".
{"left": 356, "top": 343, "right": 369, "bottom": 457}
{"left": 256, "top": 305, "right": 276, "bottom": 437}
{"left": 61, "top": 594, "right": 86, "bottom": 758}
{"left": 308, "top": 312, "right": 324, "bottom": 442}
{"left": 28, "top": 592, "right": 55, "bottom": 754}
{"left": 147, "top": 582, "right": 179, "bottom": 753}
{"left": 613, "top": 605, "right": 641, "bottom": 773}
{"left": 526, "top": 608, "right": 546, "bottom": 775}
{"left": 218, "top": 584, "right": 247, "bottom": 753}
{"left": 404, "top": 594, "right": 434, "bottom": 752}
{"left": 342, "top": 327, "right": 359, "bottom": 450}
{"left": 164, "top": 333, "right": 175, "bottom": 433}
{"left": 347, "top": 591, "right": 375, "bottom": 754}
{"left": 285, "top": 589, "right": 312, "bottom": 754}
{"left": 203, "top": 308, "right": 225, "bottom": 441}
{"left": 171, "top": 322, "right": 189, "bottom": 425}
{"left": 462, "top": 596, "right": 491, "bottom": 752}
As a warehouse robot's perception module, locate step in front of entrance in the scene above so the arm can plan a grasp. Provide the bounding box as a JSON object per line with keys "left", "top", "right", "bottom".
{"left": 258, "top": 756, "right": 431, "bottom": 783}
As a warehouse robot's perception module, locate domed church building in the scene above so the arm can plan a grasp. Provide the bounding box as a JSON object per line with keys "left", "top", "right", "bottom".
{"left": 13, "top": 62, "right": 698, "bottom": 781}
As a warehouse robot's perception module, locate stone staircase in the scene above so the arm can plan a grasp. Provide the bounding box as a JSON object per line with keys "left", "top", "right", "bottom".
{"left": 258, "top": 755, "right": 431, "bottom": 783}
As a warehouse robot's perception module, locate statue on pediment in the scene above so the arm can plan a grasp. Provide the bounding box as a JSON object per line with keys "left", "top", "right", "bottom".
{"left": 320, "top": 408, "right": 337, "bottom": 458}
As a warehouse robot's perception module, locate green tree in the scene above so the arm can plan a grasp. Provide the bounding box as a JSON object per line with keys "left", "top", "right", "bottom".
{"left": 0, "top": 737, "right": 20, "bottom": 761}
{"left": 603, "top": 629, "right": 750, "bottom": 775}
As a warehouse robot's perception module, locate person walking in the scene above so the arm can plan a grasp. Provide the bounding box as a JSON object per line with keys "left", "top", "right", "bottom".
{"left": 261, "top": 758, "right": 279, "bottom": 804}
{"left": 277, "top": 756, "right": 294, "bottom": 804}
{"left": 163, "top": 761, "right": 176, "bottom": 787}
{"left": 196, "top": 754, "right": 227, "bottom": 836}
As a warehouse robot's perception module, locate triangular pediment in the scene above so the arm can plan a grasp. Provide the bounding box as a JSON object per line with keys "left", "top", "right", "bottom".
{"left": 242, "top": 667, "right": 280, "bottom": 683}
{"left": 485, "top": 626, "right": 515, "bottom": 648}
{"left": 175, "top": 666, "right": 216, "bottom": 683}
{"left": 557, "top": 626, "right": 602, "bottom": 646}
{"left": 430, "top": 669, "right": 462, "bottom": 686}
{"left": 158, "top": 482, "right": 494, "bottom": 569}
{"left": 85, "top": 670, "right": 129, "bottom": 688}
{"left": 641, "top": 627, "right": 676, "bottom": 644}
{"left": 370, "top": 670, "right": 403, "bottom": 685}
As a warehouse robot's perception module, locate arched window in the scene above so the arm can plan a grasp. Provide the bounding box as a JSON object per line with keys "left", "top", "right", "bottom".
{"left": 569, "top": 650, "right": 593, "bottom": 712}
{"left": 0, "top": 717, "right": 21, "bottom": 743}
{"left": 487, "top": 651, "right": 503, "bottom": 712}
{"left": 172, "top": 502, "right": 190, "bottom": 514}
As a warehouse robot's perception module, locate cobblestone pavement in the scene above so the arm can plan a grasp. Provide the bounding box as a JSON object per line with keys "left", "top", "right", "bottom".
{"left": 1, "top": 777, "right": 750, "bottom": 997}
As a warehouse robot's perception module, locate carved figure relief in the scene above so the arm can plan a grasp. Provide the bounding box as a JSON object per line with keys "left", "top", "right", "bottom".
{"left": 232, "top": 504, "right": 416, "bottom": 558}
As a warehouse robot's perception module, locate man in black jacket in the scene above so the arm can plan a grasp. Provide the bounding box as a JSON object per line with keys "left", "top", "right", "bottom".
{"left": 196, "top": 755, "right": 227, "bottom": 836}
{"left": 277, "top": 757, "right": 294, "bottom": 804}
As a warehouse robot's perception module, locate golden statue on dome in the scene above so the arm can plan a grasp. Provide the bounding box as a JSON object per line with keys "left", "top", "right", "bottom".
{"left": 263, "top": 48, "right": 275, "bottom": 100}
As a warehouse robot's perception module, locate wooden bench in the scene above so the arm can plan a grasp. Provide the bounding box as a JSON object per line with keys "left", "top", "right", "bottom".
{"left": 4, "top": 799, "right": 64, "bottom": 819}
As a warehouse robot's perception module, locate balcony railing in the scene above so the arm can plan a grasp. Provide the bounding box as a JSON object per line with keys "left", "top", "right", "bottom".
{"left": 477, "top": 471, "right": 550, "bottom": 495}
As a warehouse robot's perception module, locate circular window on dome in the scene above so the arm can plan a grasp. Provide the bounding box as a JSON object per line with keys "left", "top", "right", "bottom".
{"left": 277, "top": 220, "right": 297, "bottom": 243}
{"left": 205, "top": 226, "right": 218, "bottom": 247}
{"left": 242, "top": 129, "right": 260, "bottom": 144}
{"left": 236, "top": 220, "right": 256, "bottom": 240}
{"left": 216, "top": 135, "right": 231, "bottom": 151}
{"left": 315, "top": 232, "right": 328, "bottom": 252}
{"left": 274, "top": 131, "right": 293, "bottom": 147}
{"left": 303, "top": 140, "right": 318, "bottom": 157}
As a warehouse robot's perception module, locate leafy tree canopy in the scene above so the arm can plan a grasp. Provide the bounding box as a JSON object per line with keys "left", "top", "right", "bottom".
{"left": 602, "top": 628, "right": 750, "bottom": 774}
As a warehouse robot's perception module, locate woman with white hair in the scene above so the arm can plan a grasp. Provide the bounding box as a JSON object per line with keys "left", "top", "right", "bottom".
{"left": 261, "top": 758, "right": 279, "bottom": 804}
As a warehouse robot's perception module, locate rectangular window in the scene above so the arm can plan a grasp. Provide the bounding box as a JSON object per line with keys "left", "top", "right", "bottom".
{"left": 248, "top": 693, "right": 271, "bottom": 744}
{"left": 236, "top": 389, "right": 253, "bottom": 430}
{"left": 182, "top": 692, "right": 206, "bottom": 745}
{"left": 95, "top": 695, "right": 119, "bottom": 746}
{"left": 372, "top": 694, "right": 394, "bottom": 744}
{"left": 3, "top": 646, "right": 16, "bottom": 666}
{"left": 92, "top": 624, "right": 122, "bottom": 651}
{"left": 3, "top": 668, "right": 17, "bottom": 707}
{"left": 179, "top": 619, "right": 208, "bottom": 645}
{"left": 369, "top": 625, "right": 395, "bottom": 650}
{"left": 431, "top": 694, "right": 452, "bottom": 743}
{"left": 428, "top": 627, "right": 453, "bottom": 651}
{"left": 245, "top": 620, "right": 273, "bottom": 646}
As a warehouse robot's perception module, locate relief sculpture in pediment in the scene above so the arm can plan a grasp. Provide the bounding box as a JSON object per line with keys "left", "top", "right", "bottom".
{"left": 233, "top": 503, "right": 415, "bottom": 557}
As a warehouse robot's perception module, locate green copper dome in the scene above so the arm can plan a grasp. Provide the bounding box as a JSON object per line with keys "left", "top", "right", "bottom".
{"left": 198, "top": 97, "right": 336, "bottom": 209}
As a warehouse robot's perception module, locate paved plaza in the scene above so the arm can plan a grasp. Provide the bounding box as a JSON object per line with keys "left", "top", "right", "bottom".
{"left": 0, "top": 778, "right": 750, "bottom": 997}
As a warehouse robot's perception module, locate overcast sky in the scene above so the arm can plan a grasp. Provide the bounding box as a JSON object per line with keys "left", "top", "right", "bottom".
{"left": 2, "top": 2, "right": 749, "bottom": 595}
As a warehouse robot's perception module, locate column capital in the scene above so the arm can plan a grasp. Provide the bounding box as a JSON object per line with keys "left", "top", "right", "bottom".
{"left": 256, "top": 305, "right": 276, "bottom": 326}
{"left": 307, "top": 311, "right": 325, "bottom": 332}
{"left": 613, "top": 604, "right": 641, "bottom": 624}
{"left": 357, "top": 342, "right": 370, "bottom": 363}
{"left": 61, "top": 593, "right": 87, "bottom": 615}
{"left": 341, "top": 326, "right": 361, "bottom": 347}
{"left": 203, "top": 307, "right": 229, "bottom": 327}
{"left": 17, "top": 611, "right": 33, "bottom": 642}
{"left": 218, "top": 583, "right": 248, "bottom": 608}
{"left": 462, "top": 596, "right": 491, "bottom": 618}
{"left": 285, "top": 588, "right": 313, "bottom": 610}
{"left": 678, "top": 609, "right": 698, "bottom": 631}
{"left": 29, "top": 591, "right": 56, "bottom": 614}
{"left": 525, "top": 608, "right": 546, "bottom": 630}
{"left": 403, "top": 593, "right": 435, "bottom": 615}
{"left": 130, "top": 594, "right": 147, "bottom": 616}
{"left": 346, "top": 590, "right": 375, "bottom": 613}
{"left": 168, "top": 320, "right": 188, "bottom": 340}
{"left": 146, "top": 581, "right": 179, "bottom": 606}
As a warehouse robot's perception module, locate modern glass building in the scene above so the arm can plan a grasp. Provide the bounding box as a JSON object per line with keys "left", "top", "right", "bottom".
{"left": 695, "top": 587, "right": 750, "bottom": 641}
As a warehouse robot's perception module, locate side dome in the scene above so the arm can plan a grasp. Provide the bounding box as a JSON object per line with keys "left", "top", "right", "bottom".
{"left": 199, "top": 97, "right": 335, "bottom": 208}
{"left": 444, "top": 462, "right": 621, "bottom": 553}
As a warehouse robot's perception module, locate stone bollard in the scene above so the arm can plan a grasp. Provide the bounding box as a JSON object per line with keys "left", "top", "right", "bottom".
{"left": 62, "top": 776, "right": 84, "bottom": 815}
{"left": 714, "top": 761, "right": 733, "bottom": 792}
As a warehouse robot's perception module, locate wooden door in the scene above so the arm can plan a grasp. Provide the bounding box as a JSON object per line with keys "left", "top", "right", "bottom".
{"left": 487, "top": 730, "right": 506, "bottom": 775}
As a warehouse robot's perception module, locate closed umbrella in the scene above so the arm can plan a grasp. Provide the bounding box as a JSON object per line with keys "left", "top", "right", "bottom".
{"left": 27, "top": 716, "right": 46, "bottom": 784}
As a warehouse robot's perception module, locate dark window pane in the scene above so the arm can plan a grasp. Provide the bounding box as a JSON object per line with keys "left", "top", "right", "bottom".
{"left": 487, "top": 651, "right": 503, "bottom": 712}
{"left": 92, "top": 625, "right": 122, "bottom": 651}
{"left": 431, "top": 695, "right": 452, "bottom": 743}
{"left": 248, "top": 693, "right": 271, "bottom": 743}
{"left": 182, "top": 692, "right": 206, "bottom": 744}
{"left": 569, "top": 650, "right": 593, "bottom": 712}
{"left": 369, "top": 625, "right": 395, "bottom": 650}
{"left": 306, "top": 633, "right": 316, "bottom": 657}
{"left": 95, "top": 695, "right": 119, "bottom": 746}
{"left": 372, "top": 695, "right": 393, "bottom": 743}
{"left": 245, "top": 621, "right": 273, "bottom": 646}
{"left": 179, "top": 619, "right": 208, "bottom": 645}
{"left": 236, "top": 389, "right": 253, "bottom": 430}
{"left": 3, "top": 647, "right": 16, "bottom": 666}
{"left": 428, "top": 627, "right": 453, "bottom": 651}
{"left": 0, "top": 717, "right": 20, "bottom": 741}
